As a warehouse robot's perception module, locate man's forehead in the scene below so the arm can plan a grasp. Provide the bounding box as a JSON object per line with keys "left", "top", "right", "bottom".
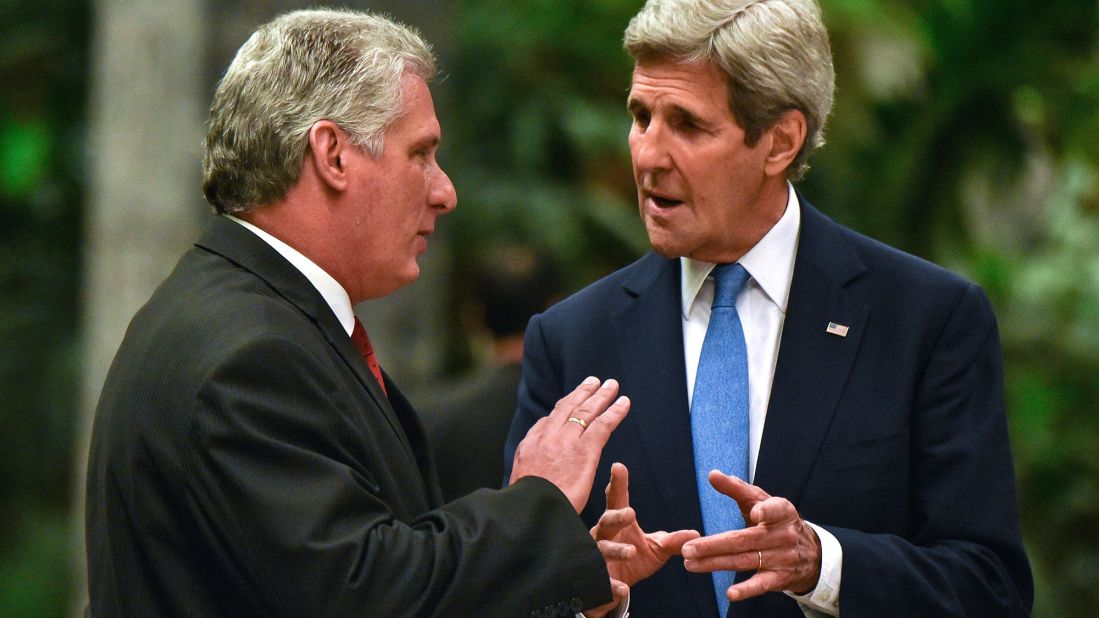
{"left": 631, "top": 57, "right": 725, "bottom": 86}
{"left": 628, "top": 58, "right": 728, "bottom": 108}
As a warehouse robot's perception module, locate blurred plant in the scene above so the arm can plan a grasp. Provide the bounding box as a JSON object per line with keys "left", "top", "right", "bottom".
{"left": 441, "top": 0, "right": 650, "bottom": 288}
{"left": 0, "top": 0, "right": 89, "bottom": 616}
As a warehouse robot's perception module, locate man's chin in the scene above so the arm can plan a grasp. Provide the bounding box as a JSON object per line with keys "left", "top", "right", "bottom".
{"left": 402, "top": 262, "right": 422, "bottom": 285}
{"left": 645, "top": 232, "right": 686, "bottom": 260}
{"left": 360, "top": 264, "right": 420, "bottom": 301}
{"left": 651, "top": 246, "right": 684, "bottom": 259}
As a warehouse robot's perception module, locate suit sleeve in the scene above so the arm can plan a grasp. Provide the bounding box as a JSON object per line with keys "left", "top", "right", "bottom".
{"left": 827, "top": 284, "right": 1032, "bottom": 616}
{"left": 183, "top": 333, "right": 610, "bottom": 617}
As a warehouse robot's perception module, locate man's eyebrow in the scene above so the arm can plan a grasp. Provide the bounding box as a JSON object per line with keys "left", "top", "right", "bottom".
{"left": 412, "top": 134, "right": 440, "bottom": 150}
{"left": 667, "top": 104, "right": 705, "bottom": 125}
{"left": 627, "top": 98, "right": 709, "bottom": 129}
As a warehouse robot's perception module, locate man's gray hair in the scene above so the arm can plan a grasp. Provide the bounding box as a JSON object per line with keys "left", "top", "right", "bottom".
{"left": 202, "top": 9, "right": 436, "bottom": 214}
{"left": 624, "top": 0, "right": 834, "bottom": 180}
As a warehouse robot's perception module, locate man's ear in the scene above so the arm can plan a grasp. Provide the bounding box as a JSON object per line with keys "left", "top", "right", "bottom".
{"left": 763, "top": 109, "right": 807, "bottom": 177}
{"left": 306, "top": 120, "right": 351, "bottom": 192}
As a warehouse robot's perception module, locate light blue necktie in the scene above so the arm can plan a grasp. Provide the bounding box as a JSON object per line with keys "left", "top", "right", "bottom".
{"left": 691, "top": 263, "right": 751, "bottom": 618}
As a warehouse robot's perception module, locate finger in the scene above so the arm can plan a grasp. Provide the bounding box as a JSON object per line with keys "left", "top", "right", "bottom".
{"left": 549, "top": 376, "right": 602, "bottom": 424}
{"left": 708, "top": 470, "right": 769, "bottom": 520}
{"left": 708, "top": 470, "right": 771, "bottom": 505}
{"left": 592, "top": 507, "right": 636, "bottom": 541}
{"left": 651, "top": 529, "right": 702, "bottom": 556}
{"left": 578, "top": 395, "right": 630, "bottom": 446}
{"left": 565, "top": 379, "right": 621, "bottom": 430}
{"left": 681, "top": 527, "right": 768, "bottom": 561}
{"left": 726, "top": 571, "right": 786, "bottom": 602}
{"left": 683, "top": 548, "right": 765, "bottom": 573}
{"left": 611, "top": 579, "right": 629, "bottom": 604}
{"left": 750, "top": 496, "right": 799, "bottom": 527}
{"left": 605, "top": 462, "right": 630, "bottom": 511}
{"left": 597, "top": 539, "right": 638, "bottom": 561}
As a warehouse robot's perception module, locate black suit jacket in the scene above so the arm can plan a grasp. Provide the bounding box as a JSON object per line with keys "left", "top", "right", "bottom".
{"left": 505, "top": 200, "right": 1032, "bottom": 617}
{"left": 86, "top": 216, "right": 610, "bottom": 617}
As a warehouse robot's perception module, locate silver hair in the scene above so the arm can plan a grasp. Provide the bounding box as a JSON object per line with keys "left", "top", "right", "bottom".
{"left": 624, "top": 0, "right": 834, "bottom": 180}
{"left": 202, "top": 9, "right": 436, "bottom": 214}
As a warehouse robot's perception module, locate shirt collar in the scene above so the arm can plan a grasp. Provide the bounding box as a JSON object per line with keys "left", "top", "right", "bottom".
{"left": 680, "top": 183, "right": 801, "bottom": 317}
{"left": 225, "top": 215, "right": 356, "bottom": 336}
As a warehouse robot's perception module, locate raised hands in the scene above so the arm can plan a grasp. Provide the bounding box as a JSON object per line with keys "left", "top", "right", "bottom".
{"left": 585, "top": 463, "right": 700, "bottom": 617}
{"left": 594, "top": 463, "right": 701, "bottom": 585}
{"left": 509, "top": 378, "right": 631, "bottom": 513}
{"left": 682, "top": 471, "right": 822, "bottom": 603}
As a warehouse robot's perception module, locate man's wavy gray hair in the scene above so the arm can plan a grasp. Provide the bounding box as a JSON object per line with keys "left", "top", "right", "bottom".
{"left": 625, "top": 0, "right": 834, "bottom": 180}
{"left": 202, "top": 9, "right": 436, "bottom": 214}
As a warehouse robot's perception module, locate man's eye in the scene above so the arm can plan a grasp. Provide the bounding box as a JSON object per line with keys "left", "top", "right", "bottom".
{"left": 675, "top": 118, "right": 700, "bottom": 133}
{"left": 633, "top": 112, "right": 651, "bottom": 128}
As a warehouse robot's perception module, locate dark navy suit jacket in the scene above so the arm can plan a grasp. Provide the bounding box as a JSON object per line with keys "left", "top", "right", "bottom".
{"left": 505, "top": 200, "right": 1032, "bottom": 617}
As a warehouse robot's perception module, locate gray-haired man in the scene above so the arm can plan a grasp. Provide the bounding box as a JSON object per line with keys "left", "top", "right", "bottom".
{"left": 86, "top": 10, "right": 639, "bottom": 616}
{"left": 506, "top": 0, "right": 1033, "bottom": 616}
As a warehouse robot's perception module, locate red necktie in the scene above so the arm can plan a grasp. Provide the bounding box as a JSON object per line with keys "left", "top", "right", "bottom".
{"left": 351, "top": 318, "right": 387, "bottom": 396}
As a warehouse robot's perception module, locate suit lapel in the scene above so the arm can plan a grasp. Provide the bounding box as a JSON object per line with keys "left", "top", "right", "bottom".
{"left": 611, "top": 254, "right": 715, "bottom": 618}
{"left": 194, "top": 216, "right": 421, "bottom": 469}
{"left": 753, "top": 201, "right": 868, "bottom": 504}
{"left": 385, "top": 380, "right": 443, "bottom": 507}
{"left": 736, "top": 201, "right": 867, "bottom": 618}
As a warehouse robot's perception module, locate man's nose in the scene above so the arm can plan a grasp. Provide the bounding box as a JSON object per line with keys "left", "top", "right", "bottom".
{"left": 631, "top": 124, "right": 671, "bottom": 173}
{"left": 431, "top": 165, "right": 457, "bottom": 213}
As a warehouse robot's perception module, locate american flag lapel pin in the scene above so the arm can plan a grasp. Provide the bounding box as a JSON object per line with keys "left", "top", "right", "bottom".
{"left": 826, "top": 322, "right": 850, "bottom": 337}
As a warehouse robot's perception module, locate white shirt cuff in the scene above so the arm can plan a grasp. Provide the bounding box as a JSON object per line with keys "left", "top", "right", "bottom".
{"left": 784, "top": 521, "right": 841, "bottom": 616}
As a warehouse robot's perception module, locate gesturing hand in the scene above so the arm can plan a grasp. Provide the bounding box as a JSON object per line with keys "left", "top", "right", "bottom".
{"left": 592, "top": 463, "right": 700, "bottom": 587}
{"left": 681, "top": 471, "right": 821, "bottom": 602}
{"left": 509, "top": 378, "right": 631, "bottom": 513}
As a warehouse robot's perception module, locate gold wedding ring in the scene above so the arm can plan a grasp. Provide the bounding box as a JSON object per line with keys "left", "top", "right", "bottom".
{"left": 567, "top": 417, "right": 588, "bottom": 429}
{"left": 757, "top": 550, "right": 763, "bottom": 571}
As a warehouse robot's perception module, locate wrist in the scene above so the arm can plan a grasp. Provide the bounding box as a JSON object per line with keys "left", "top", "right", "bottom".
{"left": 788, "top": 520, "right": 822, "bottom": 595}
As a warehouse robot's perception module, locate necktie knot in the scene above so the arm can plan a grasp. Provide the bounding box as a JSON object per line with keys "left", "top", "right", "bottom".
{"left": 712, "top": 263, "right": 750, "bottom": 308}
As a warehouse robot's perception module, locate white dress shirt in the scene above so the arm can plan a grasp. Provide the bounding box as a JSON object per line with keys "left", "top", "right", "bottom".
{"left": 226, "top": 215, "right": 356, "bottom": 337}
{"left": 681, "top": 185, "right": 841, "bottom": 616}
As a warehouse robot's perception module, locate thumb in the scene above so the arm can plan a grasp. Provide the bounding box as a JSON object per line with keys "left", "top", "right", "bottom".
{"left": 605, "top": 462, "right": 630, "bottom": 510}
{"left": 708, "top": 470, "right": 770, "bottom": 506}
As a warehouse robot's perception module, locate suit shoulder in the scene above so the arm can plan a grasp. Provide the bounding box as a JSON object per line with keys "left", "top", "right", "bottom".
{"left": 836, "top": 222, "right": 980, "bottom": 297}
{"left": 817, "top": 218, "right": 995, "bottom": 332}
{"left": 541, "top": 252, "right": 672, "bottom": 321}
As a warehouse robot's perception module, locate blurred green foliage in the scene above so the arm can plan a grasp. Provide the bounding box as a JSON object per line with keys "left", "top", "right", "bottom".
{"left": 1, "top": 0, "right": 1096, "bottom": 615}
{"left": 442, "top": 0, "right": 651, "bottom": 286}
{"left": 0, "top": 0, "right": 88, "bottom": 614}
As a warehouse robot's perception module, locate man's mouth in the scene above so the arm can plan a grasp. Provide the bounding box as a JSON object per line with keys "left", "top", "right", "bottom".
{"left": 647, "top": 192, "right": 684, "bottom": 209}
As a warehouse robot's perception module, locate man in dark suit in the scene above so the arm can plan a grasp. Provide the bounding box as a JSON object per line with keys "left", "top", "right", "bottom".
{"left": 505, "top": 0, "right": 1033, "bottom": 616}
{"left": 85, "top": 10, "right": 637, "bottom": 616}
